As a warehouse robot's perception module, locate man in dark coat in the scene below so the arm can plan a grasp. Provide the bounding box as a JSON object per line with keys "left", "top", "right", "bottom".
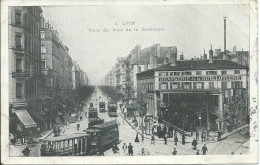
{"left": 192, "top": 138, "right": 198, "bottom": 150}
{"left": 202, "top": 144, "right": 208, "bottom": 155}
{"left": 135, "top": 133, "right": 139, "bottom": 142}
{"left": 128, "top": 143, "right": 133, "bottom": 156}
{"left": 174, "top": 135, "right": 178, "bottom": 146}
{"left": 22, "top": 145, "right": 31, "bottom": 156}
{"left": 172, "top": 148, "right": 177, "bottom": 155}
{"left": 182, "top": 134, "right": 186, "bottom": 145}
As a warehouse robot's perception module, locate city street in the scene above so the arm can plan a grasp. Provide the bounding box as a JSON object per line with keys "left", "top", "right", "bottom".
{"left": 9, "top": 87, "right": 249, "bottom": 156}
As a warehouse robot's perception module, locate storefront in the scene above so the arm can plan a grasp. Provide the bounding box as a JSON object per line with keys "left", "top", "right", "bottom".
{"left": 137, "top": 58, "right": 248, "bottom": 133}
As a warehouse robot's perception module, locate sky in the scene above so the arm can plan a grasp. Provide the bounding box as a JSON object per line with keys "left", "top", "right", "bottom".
{"left": 41, "top": 5, "right": 250, "bottom": 85}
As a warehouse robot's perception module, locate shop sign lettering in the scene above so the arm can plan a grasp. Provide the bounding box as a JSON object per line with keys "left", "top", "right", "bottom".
{"left": 158, "top": 75, "right": 242, "bottom": 82}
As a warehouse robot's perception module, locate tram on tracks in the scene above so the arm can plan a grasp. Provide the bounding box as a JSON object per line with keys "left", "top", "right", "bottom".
{"left": 88, "top": 107, "right": 104, "bottom": 127}
{"left": 107, "top": 102, "right": 118, "bottom": 117}
{"left": 41, "top": 120, "right": 119, "bottom": 156}
{"left": 40, "top": 133, "right": 90, "bottom": 156}
{"left": 99, "top": 102, "right": 106, "bottom": 112}
{"left": 84, "top": 119, "right": 119, "bottom": 155}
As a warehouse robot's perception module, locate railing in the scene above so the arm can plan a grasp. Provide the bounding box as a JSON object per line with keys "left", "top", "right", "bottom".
{"left": 12, "top": 69, "right": 30, "bottom": 78}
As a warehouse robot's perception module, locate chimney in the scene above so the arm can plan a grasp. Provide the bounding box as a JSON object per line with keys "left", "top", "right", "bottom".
{"left": 224, "top": 17, "right": 227, "bottom": 54}
{"left": 203, "top": 48, "right": 207, "bottom": 59}
{"left": 180, "top": 52, "right": 184, "bottom": 60}
{"left": 209, "top": 44, "right": 213, "bottom": 63}
{"left": 233, "top": 46, "right": 236, "bottom": 53}
{"left": 156, "top": 44, "right": 160, "bottom": 57}
{"left": 170, "top": 49, "right": 177, "bottom": 66}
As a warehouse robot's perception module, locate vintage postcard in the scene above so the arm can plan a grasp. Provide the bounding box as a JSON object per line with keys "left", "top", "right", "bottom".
{"left": 1, "top": 0, "right": 258, "bottom": 164}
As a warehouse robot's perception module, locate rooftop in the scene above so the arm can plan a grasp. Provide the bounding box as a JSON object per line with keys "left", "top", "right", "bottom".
{"left": 137, "top": 59, "right": 248, "bottom": 76}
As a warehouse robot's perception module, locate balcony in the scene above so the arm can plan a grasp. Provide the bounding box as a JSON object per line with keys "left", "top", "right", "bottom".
{"left": 12, "top": 69, "right": 31, "bottom": 79}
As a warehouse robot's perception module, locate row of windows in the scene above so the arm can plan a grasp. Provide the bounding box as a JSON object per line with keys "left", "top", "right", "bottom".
{"left": 159, "top": 70, "right": 241, "bottom": 76}
{"left": 158, "top": 81, "right": 243, "bottom": 90}
{"left": 142, "top": 83, "right": 155, "bottom": 90}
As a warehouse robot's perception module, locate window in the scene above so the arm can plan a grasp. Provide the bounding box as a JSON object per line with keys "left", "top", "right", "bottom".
{"left": 231, "top": 81, "right": 242, "bottom": 88}
{"left": 41, "top": 31, "right": 45, "bottom": 38}
{"left": 159, "top": 72, "right": 168, "bottom": 76}
{"left": 182, "top": 82, "right": 192, "bottom": 89}
{"left": 182, "top": 71, "right": 192, "bottom": 75}
{"left": 16, "top": 58, "right": 22, "bottom": 72}
{"left": 15, "top": 12, "right": 21, "bottom": 25}
{"left": 221, "top": 82, "right": 227, "bottom": 89}
{"left": 221, "top": 70, "right": 227, "bottom": 75}
{"left": 170, "top": 72, "right": 180, "bottom": 76}
{"left": 209, "top": 82, "right": 214, "bottom": 89}
{"left": 206, "top": 71, "right": 217, "bottom": 75}
{"left": 196, "top": 71, "right": 201, "bottom": 75}
{"left": 41, "top": 61, "right": 46, "bottom": 70}
{"left": 15, "top": 34, "right": 22, "bottom": 49}
{"left": 16, "top": 83, "right": 22, "bottom": 98}
{"left": 234, "top": 70, "right": 240, "bottom": 74}
{"left": 194, "top": 82, "right": 204, "bottom": 89}
{"left": 160, "top": 83, "right": 168, "bottom": 89}
{"left": 41, "top": 45, "right": 46, "bottom": 53}
{"left": 170, "top": 82, "right": 179, "bottom": 89}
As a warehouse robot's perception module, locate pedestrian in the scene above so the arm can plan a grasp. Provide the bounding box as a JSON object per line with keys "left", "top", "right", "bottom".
{"left": 128, "top": 143, "right": 133, "bottom": 156}
{"left": 202, "top": 144, "right": 208, "bottom": 155}
{"left": 158, "top": 125, "right": 162, "bottom": 138}
{"left": 22, "top": 145, "right": 31, "bottom": 156}
{"left": 201, "top": 131, "right": 206, "bottom": 142}
{"left": 174, "top": 130, "right": 177, "bottom": 138}
{"left": 196, "top": 131, "right": 199, "bottom": 141}
{"left": 172, "top": 148, "right": 177, "bottom": 155}
{"left": 174, "top": 135, "right": 178, "bottom": 146}
{"left": 163, "top": 125, "right": 167, "bottom": 135}
{"left": 141, "top": 147, "right": 145, "bottom": 156}
{"left": 135, "top": 133, "right": 140, "bottom": 142}
{"left": 164, "top": 133, "right": 167, "bottom": 145}
{"left": 112, "top": 143, "right": 119, "bottom": 154}
{"left": 80, "top": 115, "right": 83, "bottom": 121}
{"left": 151, "top": 135, "right": 155, "bottom": 144}
{"left": 122, "top": 143, "right": 127, "bottom": 155}
{"left": 196, "top": 150, "right": 200, "bottom": 155}
{"left": 77, "top": 123, "right": 80, "bottom": 131}
{"left": 192, "top": 138, "right": 198, "bottom": 150}
{"left": 217, "top": 130, "right": 222, "bottom": 141}
{"left": 182, "top": 134, "right": 186, "bottom": 145}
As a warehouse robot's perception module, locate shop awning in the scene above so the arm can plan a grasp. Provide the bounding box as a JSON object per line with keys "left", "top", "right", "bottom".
{"left": 15, "top": 110, "right": 37, "bottom": 128}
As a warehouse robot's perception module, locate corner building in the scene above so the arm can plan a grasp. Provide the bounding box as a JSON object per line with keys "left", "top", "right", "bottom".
{"left": 137, "top": 50, "right": 249, "bottom": 133}
{"left": 9, "top": 6, "right": 43, "bottom": 135}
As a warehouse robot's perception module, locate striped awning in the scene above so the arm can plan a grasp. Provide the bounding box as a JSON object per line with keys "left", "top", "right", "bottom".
{"left": 15, "top": 110, "right": 37, "bottom": 128}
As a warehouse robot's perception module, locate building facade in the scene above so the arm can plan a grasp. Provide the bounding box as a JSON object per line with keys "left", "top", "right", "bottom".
{"left": 9, "top": 6, "right": 43, "bottom": 135}
{"left": 137, "top": 47, "right": 249, "bottom": 134}
{"left": 40, "top": 17, "right": 74, "bottom": 97}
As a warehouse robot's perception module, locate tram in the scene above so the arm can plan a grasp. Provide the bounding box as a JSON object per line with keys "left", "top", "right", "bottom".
{"left": 107, "top": 102, "right": 118, "bottom": 117}
{"left": 84, "top": 119, "right": 119, "bottom": 155}
{"left": 88, "top": 107, "right": 104, "bottom": 127}
{"left": 99, "top": 102, "right": 106, "bottom": 112}
{"left": 41, "top": 134, "right": 90, "bottom": 156}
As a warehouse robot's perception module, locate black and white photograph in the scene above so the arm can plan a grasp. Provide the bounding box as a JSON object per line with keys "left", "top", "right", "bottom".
{"left": 1, "top": 0, "right": 258, "bottom": 164}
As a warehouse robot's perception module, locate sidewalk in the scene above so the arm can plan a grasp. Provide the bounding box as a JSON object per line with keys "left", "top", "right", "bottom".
{"left": 119, "top": 112, "right": 196, "bottom": 143}
{"left": 119, "top": 112, "right": 248, "bottom": 144}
